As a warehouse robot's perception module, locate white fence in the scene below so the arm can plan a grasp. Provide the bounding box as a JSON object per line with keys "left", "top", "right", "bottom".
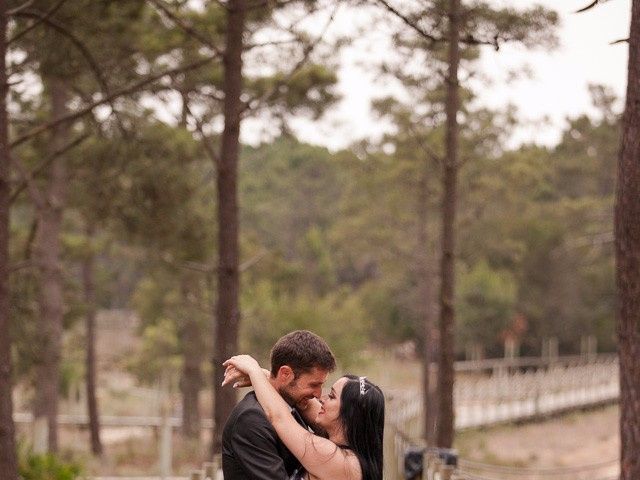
{"left": 385, "top": 354, "right": 620, "bottom": 480}
{"left": 14, "top": 354, "right": 619, "bottom": 480}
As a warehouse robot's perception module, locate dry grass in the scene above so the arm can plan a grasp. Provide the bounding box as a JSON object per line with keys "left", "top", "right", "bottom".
{"left": 455, "top": 404, "right": 619, "bottom": 474}
{"left": 14, "top": 342, "right": 620, "bottom": 477}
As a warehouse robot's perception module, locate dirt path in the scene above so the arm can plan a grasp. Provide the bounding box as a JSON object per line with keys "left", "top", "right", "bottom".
{"left": 456, "top": 404, "right": 619, "bottom": 477}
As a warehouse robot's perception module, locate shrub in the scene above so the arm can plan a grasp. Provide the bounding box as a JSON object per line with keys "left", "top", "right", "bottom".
{"left": 19, "top": 452, "right": 82, "bottom": 480}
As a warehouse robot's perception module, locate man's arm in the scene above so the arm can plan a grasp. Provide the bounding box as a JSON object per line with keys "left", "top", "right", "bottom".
{"left": 230, "top": 408, "right": 290, "bottom": 480}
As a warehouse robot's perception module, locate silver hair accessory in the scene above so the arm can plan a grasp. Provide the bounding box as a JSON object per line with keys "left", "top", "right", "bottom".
{"left": 359, "top": 376, "right": 367, "bottom": 396}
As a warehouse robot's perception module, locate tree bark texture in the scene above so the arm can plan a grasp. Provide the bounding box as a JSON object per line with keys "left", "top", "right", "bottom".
{"left": 0, "top": 0, "right": 18, "bottom": 477}
{"left": 181, "top": 273, "right": 204, "bottom": 439}
{"left": 212, "top": 0, "right": 246, "bottom": 455}
{"left": 33, "top": 77, "right": 69, "bottom": 453}
{"left": 417, "top": 158, "right": 437, "bottom": 445}
{"left": 617, "top": 1, "right": 640, "bottom": 478}
{"left": 82, "top": 225, "right": 102, "bottom": 455}
{"left": 436, "top": 0, "right": 461, "bottom": 449}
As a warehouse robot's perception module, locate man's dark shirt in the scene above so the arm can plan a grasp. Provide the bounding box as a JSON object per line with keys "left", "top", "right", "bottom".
{"left": 222, "top": 391, "right": 302, "bottom": 480}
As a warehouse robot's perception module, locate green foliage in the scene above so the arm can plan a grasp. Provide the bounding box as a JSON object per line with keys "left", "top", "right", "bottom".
{"left": 4, "top": 0, "right": 621, "bottom": 428}
{"left": 126, "top": 318, "right": 182, "bottom": 386}
{"left": 241, "top": 280, "right": 368, "bottom": 369}
{"left": 250, "top": 64, "right": 339, "bottom": 119}
{"left": 358, "top": 281, "right": 417, "bottom": 345}
{"left": 18, "top": 451, "right": 82, "bottom": 480}
{"left": 58, "top": 328, "right": 86, "bottom": 401}
{"left": 457, "top": 261, "right": 517, "bottom": 352}
{"left": 131, "top": 274, "right": 182, "bottom": 331}
{"left": 455, "top": 90, "right": 617, "bottom": 354}
{"left": 465, "top": 3, "right": 559, "bottom": 49}
{"left": 107, "top": 122, "right": 211, "bottom": 259}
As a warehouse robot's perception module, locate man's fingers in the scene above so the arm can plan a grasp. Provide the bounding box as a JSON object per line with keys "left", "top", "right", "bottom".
{"left": 221, "top": 375, "right": 233, "bottom": 387}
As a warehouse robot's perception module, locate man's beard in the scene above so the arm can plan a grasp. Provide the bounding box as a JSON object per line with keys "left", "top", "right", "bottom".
{"left": 278, "top": 381, "right": 302, "bottom": 408}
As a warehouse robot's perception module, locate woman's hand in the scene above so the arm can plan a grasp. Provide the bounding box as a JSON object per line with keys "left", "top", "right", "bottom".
{"left": 222, "top": 365, "right": 271, "bottom": 388}
{"left": 222, "top": 355, "right": 262, "bottom": 386}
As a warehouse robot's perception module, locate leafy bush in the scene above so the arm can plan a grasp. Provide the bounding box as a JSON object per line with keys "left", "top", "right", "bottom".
{"left": 241, "top": 280, "right": 369, "bottom": 369}
{"left": 19, "top": 452, "right": 82, "bottom": 480}
{"left": 457, "top": 260, "right": 517, "bottom": 356}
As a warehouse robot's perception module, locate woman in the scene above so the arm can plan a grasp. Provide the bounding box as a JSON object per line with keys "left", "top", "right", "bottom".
{"left": 222, "top": 355, "right": 385, "bottom": 480}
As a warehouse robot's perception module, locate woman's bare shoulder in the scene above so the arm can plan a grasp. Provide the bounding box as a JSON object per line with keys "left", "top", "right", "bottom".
{"left": 305, "top": 445, "right": 362, "bottom": 480}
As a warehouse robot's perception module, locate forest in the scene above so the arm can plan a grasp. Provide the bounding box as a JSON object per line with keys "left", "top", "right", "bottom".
{"left": 0, "top": 1, "right": 638, "bottom": 480}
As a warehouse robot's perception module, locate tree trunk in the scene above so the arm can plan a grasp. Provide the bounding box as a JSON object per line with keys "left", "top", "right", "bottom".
{"left": 417, "top": 158, "right": 437, "bottom": 445}
{"left": 181, "top": 273, "right": 204, "bottom": 439}
{"left": 179, "top": 91, "right": 204, "bottom": 439}
{"left": 0, "top": 0, "right": 18, "bottom": 476}
{"left": 617, "top": 2, "right": 640, "bottom": 478}
{"left": 83, "top": 225, "right": 102, "bottom": 455}
{"left": 436, "top": 0, "right": 461, "bottom": 449}
{"left": 212, "top": 0, "right": 246, "bottom": 455}
{"left": 33, "top": 77, "right": 69, "bottom": 453}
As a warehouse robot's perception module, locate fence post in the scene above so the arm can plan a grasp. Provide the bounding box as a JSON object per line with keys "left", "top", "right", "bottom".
{"left": 588, "top": 335, "right": 597, "bottom": 360}
{"left": 32, "top": 417, "right": 48, "bottom": 454}
{"left": 441, "top": 465, "right": 455, "bottom": 480}
{"left": 204, "top": 454, "right": 222, "bottom": 480}
{"left": 423, "top": 452, "right": 437, "bottom": 480}
{"left": 548, "top": 337, "right": 559, "bottom": 363}
{"left": 431, "top": 456, "right": 442, "bottom": 480}
{"left": 159, "top": 374, "right": 172, "bottom": 480}
{"left": 159, "top": 413, "right": 172, "bottom": 480}
{"left": 203, "top": 462, "right": 214, "bottom": 479}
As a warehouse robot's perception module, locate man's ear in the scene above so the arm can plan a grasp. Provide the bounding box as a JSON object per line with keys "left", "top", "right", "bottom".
{"left": 276, "top": 365, "right": 294, "bottom": 382}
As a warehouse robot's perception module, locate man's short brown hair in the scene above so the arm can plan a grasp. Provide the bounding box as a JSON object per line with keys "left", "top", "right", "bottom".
{"left": 270, "top": 330, "right": 336, "bottom": 377}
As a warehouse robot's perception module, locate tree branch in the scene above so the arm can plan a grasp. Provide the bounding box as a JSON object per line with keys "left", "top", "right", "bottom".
{"left": 373, "top": 0, "right": 439, "bottom": 43}
{"left": 8, "top": 0, "right": 67, "bottom": 44}
{"left": 160, "top": 249, "right": 267, "bottom": 274}
{"left": 9, "top": 260, "right": 34, "bottom": 274}
{"left": 611, "top": 38, "right": 629, "bottom": 45}
{"left": 245, "top": 0, "right": 303, "bottom": 11}
{"left": 245, "top": 37, "right": 300, "bottom": 50}
{"left": 240, "top": 249, "right": 268, "bottom": 272}
{"left": 23, "top": 219, "right": 37, "bottom": 261}
{"left": 10, "top": 54, "right": 219, "bottom": 149}
{"left": 12, "top": 8, "right": 128, "bottom": 133}
{"left": 184, "top": 100, "right": 222, "bottom": 169}
{"left": 373, "top": 0, "right": 507, "bottom": 50}
{"left": 10, "top": 132, "right": 90, "bottom": 205}
{"left": 6, "top": 0, "right": 35, "bottom": 16}
{"left": 575, "top": 0, "right": 599, "bottom": 13}
{"left": 242, "top": 3, "right": 340, "bottom": 114}
{"left": 147, "top": 0, "right": 223, "bottom": 56}
{"left": 406, "top": 122, "right": 443, "bottom": 166}
{"left": 10, "top": 153, "right": 46, "bottom": 210}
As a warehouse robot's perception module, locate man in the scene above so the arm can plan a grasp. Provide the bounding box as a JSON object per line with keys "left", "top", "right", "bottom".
{"left": 222, "top": 330, "right": 336, "bottom": 480}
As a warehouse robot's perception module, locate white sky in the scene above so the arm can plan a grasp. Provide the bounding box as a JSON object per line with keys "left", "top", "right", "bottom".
{"left": 261, "top": 0, "right": 631, "bottom": 151}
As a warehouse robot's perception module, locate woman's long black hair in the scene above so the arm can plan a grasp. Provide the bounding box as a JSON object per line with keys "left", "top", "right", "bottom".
{"left": 339, "top": 375, "right": 385, "bottom": 480}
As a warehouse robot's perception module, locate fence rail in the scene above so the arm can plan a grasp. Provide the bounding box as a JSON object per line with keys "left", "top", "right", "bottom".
{"left": 16, "top": 354, "right": 620, "bottom": 480}
{"left": 400, "top": 446, "right": 619, "bottom": 480}
{"left": 385, "top": 354, "right": 620, "bottom": 480}
{"left": 13, "top": 412, "right": 214, "bottom": 428}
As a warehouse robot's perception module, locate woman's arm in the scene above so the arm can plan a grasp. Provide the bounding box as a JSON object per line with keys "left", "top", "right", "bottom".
{"left": 299, "top": 398, "right": 321, "bottom": 426}
{"left": 223, "top": 363, "right": 326, "bottom": 436}
{"left": 223, "top": 355, "right": 360, "bottom": 479}
{"left": 222, "top": 364, "right": 271, "bottom": 388}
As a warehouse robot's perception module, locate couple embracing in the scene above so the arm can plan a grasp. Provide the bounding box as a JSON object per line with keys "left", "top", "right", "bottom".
{"left": 221, "top": 330, "right": 385, "bottom": 480}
